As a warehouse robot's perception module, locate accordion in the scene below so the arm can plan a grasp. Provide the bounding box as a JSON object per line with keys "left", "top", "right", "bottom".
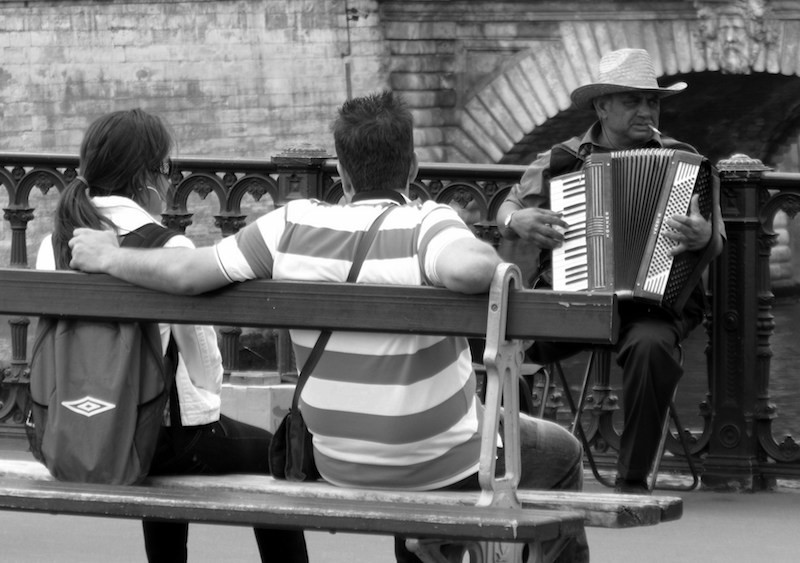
{"left": 548, "top": 148, "right": 719, "bottom": 314}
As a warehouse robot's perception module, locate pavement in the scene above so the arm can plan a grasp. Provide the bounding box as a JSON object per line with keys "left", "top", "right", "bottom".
{"left": 0, "top": 442, "right": 799, "bottom": 561}
{"left": 583, "top": 474, "right": 800, "bottom": 563}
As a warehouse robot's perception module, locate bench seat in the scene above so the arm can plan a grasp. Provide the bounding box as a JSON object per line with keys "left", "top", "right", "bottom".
{"left": 0, "top": 460, "right": 681, "bottom": 530}
{"left": 0, "top": 476, "right": 582, "bottom": 545}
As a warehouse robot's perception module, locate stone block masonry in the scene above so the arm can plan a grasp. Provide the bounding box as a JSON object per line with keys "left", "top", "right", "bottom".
{"left": 0, "top": 0, "right": 386, "bottom": 158}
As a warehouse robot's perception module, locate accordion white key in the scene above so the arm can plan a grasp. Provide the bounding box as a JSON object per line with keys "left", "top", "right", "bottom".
{"left": 549, "top": 148, "right": 718, "bottom": 313}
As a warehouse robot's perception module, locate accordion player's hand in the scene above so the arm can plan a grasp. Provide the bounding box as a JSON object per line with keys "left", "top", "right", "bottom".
{"left": 513, "top": 207, "right": 569, "bottom": 249}
{"left": 665, "top": 194, "right": 712, "bottom": 256}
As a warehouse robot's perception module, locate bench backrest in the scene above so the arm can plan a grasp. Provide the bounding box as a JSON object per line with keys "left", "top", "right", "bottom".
{"left": 0, "top": 267, "right": 618, "bottom": 342}
{"left": 0, "top": 263, "right": 618, "bottom": 511}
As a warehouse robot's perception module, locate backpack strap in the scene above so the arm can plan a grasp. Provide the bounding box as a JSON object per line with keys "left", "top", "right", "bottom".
{"left": 120, "top": 223, "right": 180, "bottom": 249}
{"left": 165, "top": 336, "right": 181, "bottom": 428}
{"left": 121, "top": 222, "right": 183, "bottom": 426}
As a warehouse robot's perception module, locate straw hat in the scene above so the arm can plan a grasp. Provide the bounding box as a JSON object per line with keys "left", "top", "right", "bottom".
{"left": 570, "top": 48, "right": 687, "bottom": 110}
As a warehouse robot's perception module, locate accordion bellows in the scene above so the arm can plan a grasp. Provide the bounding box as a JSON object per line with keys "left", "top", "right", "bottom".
{"left": 549, "top": 148, "right": 719, "bottom": 314}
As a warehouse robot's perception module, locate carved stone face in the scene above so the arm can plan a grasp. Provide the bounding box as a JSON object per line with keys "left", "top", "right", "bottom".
{"left": 695, "top": 0, "right": 777, "bottom": 75}
{"left": 718, "top": 13, "right": 750, "bottom": 74}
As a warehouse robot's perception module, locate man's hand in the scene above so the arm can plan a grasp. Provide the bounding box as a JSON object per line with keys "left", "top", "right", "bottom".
{"left": 68, "top": 228, "right": 119, "bottom": 273}
{"left": 509, "top": 207, "right": 569, "bottom": 249}
{"left": 665, "top": 194, "right": 712, "bottom": 256}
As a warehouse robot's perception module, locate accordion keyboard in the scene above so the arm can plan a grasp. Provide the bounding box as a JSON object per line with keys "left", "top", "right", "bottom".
{"left": 549, "top": 171, "right": 589, "bottom": 291}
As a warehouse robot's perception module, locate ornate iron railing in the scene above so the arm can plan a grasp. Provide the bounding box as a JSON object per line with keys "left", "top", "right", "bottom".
{"left": 2, "top": 150, "right": 800, "bottom": 489}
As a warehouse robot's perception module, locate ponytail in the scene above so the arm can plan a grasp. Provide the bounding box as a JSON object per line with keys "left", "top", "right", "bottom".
{"left": 52, "top": 108, "right": 173, "bottom": 269}
{"left": 52, "top": 176, "right": 115, "bottom": 270}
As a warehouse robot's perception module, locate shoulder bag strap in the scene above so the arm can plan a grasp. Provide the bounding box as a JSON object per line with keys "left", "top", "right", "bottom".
{"left": 290, "top": 205, "right": 395, "bottom": 409}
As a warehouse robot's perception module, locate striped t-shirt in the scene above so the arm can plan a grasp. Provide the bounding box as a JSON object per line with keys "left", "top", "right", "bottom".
{"left": 213, "top": 195, "right": 483, "bottom": 490}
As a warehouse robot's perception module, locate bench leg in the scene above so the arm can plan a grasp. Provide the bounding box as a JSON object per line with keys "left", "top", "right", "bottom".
{"left": 406, "top": 538, "right": 542, "bottom": 562}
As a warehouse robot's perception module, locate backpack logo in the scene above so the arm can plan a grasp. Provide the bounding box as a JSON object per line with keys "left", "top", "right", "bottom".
{"left": 62, "top": 396, "right": 116, "bottom": 418}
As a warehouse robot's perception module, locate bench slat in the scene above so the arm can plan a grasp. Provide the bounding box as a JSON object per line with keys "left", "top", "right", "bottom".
{"left": 0, "top": 460, "right": 680, "bottom": 529}
{"left": 0, "top": 268, "right": 618, "bottom": 343}
{"left": 0, "top": 478, "right": 583, "bottom": 543}
{"left": 147, "top": 475, "right": 681, "bottom": 529}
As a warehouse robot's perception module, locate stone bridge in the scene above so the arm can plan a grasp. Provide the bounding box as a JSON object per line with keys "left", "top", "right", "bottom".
{"left": 5, "top": 0, "right": 798, "bottom": 286}
{"left": 379, "top": 1, "right": 800, "bottom": 169}
{"left": 1, "top": 0, "right": 799, "bottom": 168}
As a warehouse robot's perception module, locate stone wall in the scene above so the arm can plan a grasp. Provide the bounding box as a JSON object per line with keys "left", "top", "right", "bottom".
{"left": 0, "top": 0, "right": 386, "bottom": 268}
{"left": 0, "top": 0, "right": 385, "bottom": 158}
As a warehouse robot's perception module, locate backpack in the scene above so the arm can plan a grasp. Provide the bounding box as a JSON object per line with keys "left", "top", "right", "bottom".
{"left": 27, "top": 223, "right": 180, "bottom": 485}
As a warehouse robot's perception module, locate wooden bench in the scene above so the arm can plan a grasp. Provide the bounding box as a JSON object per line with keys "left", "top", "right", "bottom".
{"left": 0, "top": 263, "right": 681, "bottom": 562}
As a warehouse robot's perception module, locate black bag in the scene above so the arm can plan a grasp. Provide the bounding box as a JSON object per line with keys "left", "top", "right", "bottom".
{"left": 268, "top": 324, "right": 331, "bottom": 481}
{"left": 268, "top": 367, "right": 324, "bottom": 480}
{"left": 268, "top": 206, "right": 393, "bottom": 481}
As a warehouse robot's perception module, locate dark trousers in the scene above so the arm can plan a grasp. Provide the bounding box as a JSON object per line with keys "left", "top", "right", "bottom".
{"left": 394, "top": 415, "right": 588, "bottom": 563}
{"left": 529, "top": 300, "right": 697, "bottom": 483}
{"left": 142, "top": 413, "right": 308, "bottom": 563}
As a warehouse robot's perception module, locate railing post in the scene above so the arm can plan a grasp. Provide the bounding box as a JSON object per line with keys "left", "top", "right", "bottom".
{"left": 3, "top": 206, "right": 33, "bottom": 425}
{"left": 271, "top": 145, "right": 332, "bottom": 203}
{"left": 2, "top": 206, "right": 33, "bottom": 268}
{"left": 218, "top": 326, "right": 242, "bottom": 380}
{"left": 270, "top": 146, "right": 331, "bottom": 380}
{"left": 8, "top": 317, "right": 30, "bottom": 380}
{"left": 704, "top": 154, "right": 775, "bottom": 491}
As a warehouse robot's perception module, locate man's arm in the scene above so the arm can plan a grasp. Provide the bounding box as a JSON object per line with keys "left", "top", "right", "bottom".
{"left": 433, "top": 237, "right": 503, "bottom": 294}
{"left": 69, "top": 228, "right": 230, "bottom": 295}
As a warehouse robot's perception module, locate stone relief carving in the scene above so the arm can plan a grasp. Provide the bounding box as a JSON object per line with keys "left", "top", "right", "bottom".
{"left": 694, "top": 0, "right": 778, "bottom": 74}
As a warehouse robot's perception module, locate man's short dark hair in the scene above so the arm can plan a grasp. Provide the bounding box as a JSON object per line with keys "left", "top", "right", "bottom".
{"left": 333, "top": 90, "right": 414, "bottom": 193}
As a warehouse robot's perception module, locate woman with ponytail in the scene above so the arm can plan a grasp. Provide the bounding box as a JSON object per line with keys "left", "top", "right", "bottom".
{"left": 36, "top": 109, "right": 309, "bottom": 563}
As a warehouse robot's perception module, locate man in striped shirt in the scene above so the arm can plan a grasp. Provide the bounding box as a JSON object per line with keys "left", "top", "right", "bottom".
{"left": 69, "top": 91, "right": 587, "bottom": 562}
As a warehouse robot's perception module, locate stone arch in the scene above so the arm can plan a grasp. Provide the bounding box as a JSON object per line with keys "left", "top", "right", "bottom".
{"left": 450, "top": 14, "right": 800, "bottom": 165}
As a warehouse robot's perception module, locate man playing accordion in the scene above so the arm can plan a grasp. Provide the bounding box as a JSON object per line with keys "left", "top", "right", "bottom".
{"left": 498, "top": 48, "right": 725, "bottom": 494}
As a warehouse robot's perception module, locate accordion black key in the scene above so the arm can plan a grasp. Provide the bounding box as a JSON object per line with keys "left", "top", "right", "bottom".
{"left": 549, "top": 148, "right": 719, "bottom": 314}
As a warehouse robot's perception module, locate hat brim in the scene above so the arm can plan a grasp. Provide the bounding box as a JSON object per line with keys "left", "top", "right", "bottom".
{"left": 570, "top": 82, "right": 687, "bottom": 110}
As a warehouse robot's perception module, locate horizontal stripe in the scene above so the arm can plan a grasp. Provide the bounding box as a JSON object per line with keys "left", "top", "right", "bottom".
{"left": 293, "top": 336, "right": 470, "bottom": 386}
{"left": 419, "top": 217, "right": 472, "bottom": 250}
{"left": 272, "top": 254, "right": 422, "bottom": 284}
{"left": 314, "top": 432, "right": 482, "bottom": 491}
{"left": 214, "top": 235, "right": 257, "bottom": 282}
{"left": 301, "top": 361, "right": 475, "bottom": 417}
{"left": 290, "top": 330, "right": 441, "bottom": 356}
{"left": 301, "top": 377, "right": 477, "bottom": 444}
{"left": 354, "top": 256, "right": 422, "bottom": 284}
{"left": 420, "top": 228, "right": 481, "bottom": 287}
{"left": 310, "top": 397, "right": 480, "bottom": 463}
{"left": 277, "top": 223, "right": 418, "bottom": 263}
{"left": 273, "top": 253, "right": 354, "bottom": 283}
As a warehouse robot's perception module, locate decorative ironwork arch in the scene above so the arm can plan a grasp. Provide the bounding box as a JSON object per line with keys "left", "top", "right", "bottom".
{"left": 15, "top": 168, "right": 69, "bottom": 206}
{"left": 226, "top": 174, "right": 279, "bottom": 215}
